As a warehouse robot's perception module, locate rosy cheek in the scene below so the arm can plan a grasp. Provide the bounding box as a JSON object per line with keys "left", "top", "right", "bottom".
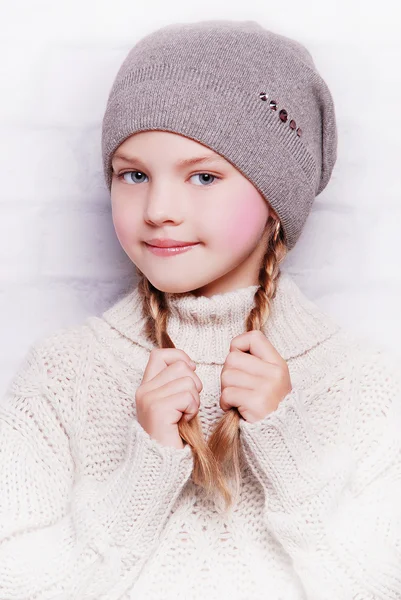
{"left": 220, "top": 198, "right": 265, "bottom": 248}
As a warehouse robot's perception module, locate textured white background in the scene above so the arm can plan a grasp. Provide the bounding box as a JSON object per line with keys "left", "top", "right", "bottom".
{"left": 0, "top": 1, "right": 400, "bottom": 395}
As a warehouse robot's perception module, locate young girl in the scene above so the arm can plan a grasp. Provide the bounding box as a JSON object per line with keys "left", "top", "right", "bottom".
{"left": 1, "top": 19, "right": 400, "bottom": 600}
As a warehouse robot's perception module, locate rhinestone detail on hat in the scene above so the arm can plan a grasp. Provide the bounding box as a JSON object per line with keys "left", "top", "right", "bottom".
{"left": 259, "top": 92, "right": 302, "bottom": 137}
{"left": 279, "top": 109, "right": 288, "bottom": 122}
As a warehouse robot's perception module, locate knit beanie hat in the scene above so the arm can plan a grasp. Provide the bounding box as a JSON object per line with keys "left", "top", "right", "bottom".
{"left": 101, "top": 20, "right": 337, "bottom": 251}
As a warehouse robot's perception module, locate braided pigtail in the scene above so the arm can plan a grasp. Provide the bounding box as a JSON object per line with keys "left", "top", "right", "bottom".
{"left": 206, "top": 216, "right": 288, "bottom": 510}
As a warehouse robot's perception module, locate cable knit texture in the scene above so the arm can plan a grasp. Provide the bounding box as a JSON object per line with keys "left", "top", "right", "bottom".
{"left": 1, "top": 271, "right": 401, "bottom": 600}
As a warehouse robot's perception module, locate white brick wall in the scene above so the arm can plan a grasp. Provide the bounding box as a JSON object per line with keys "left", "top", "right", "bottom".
{"left": 1, "top": 3, "right": 400, "bottom": 394}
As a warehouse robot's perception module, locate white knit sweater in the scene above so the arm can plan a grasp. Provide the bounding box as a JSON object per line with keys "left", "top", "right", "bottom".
{"left": 1, "top": 272, "right": 401, "bottom": 600}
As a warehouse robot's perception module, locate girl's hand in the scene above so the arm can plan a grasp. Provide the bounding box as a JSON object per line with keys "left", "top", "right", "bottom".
{"left": 136, "top": 348, "right": 203, "bottom": 449}
{"left": 220, "top": 330, "right": 292, "bottom": 424}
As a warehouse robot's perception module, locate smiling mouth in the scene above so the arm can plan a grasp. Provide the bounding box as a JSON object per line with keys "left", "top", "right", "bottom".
{"left": 145, "top": 239, "right": 199, "bottom": 248}
{"left": 144, "top": 242, "right": 200, "bottom": 256}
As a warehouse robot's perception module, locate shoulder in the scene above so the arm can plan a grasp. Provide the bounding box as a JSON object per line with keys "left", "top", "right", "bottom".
{"left": 294, "top": 327, "right": 401, "bottom": 453}
{"left": 340, "top": 332, "right": 401, "bottom": 414}
{"left": 325, "top": 331, "right": 401, "bottom": 481}
{"left": 313, "top": 325, "right": 400, "bottom": 396}
{"left": 1, "top": 323, "right": 95, "bottom": 449}
{"left": 6, "top": 322, "right": 95, "bottom": 401}
{"left": 339, "top": 328, "right": 400, "bottom": 420}
{"left": 5, "top": 313, "right": 149, "bottom": 424}
{"left": 347, "top": 336, "right": 401, "bottom": 446}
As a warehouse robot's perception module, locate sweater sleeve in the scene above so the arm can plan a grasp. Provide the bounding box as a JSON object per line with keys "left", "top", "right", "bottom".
{"left": 0, "top": 344, "right": 194, "bottom": 600}
{"left": 239, "top": 348, "right": 401, "bottom": 600}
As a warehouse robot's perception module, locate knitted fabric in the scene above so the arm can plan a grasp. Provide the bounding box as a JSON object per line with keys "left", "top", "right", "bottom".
{"left": 1, "top": 271, "right": 401, "bottom": 599}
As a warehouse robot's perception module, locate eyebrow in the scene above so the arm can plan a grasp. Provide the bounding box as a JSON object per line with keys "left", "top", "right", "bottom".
{"left": 111, "top": 153, "right": 226, "bottom": 168}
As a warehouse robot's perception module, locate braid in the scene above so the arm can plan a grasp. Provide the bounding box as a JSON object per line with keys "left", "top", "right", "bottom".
{"left": 135, "top": 215, "right": 288, "bottom": 512}
{"left": 206, "top": 217, "right": 288, "bottom": 510}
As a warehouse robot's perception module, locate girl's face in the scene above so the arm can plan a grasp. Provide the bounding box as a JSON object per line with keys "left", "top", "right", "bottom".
{"left": 110, "top": 131, "right": 271, "bottom": 297}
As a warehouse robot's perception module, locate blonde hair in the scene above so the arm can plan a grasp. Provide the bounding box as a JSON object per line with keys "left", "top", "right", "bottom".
{"left": 136, "top": 213, "right": 288, "bottom": 512}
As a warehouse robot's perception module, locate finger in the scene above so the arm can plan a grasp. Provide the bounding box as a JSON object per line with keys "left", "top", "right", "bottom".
{"left": 145, "top": 376, "right": 201, "bottom": 411}
{"left": 224, "top": 349, "right": 280, "bottom": 378}
{"left": 143, "top": 349, "right": 196, "bottom": 383}
{"left": 220, "top": 386, "right": 255, "bottom": 412}
{"left": 165, "top": 391, "right": 200, "bottom": 424}
{"left": 221, "top": 368, "right": 264, "bottom": 391}
{"left": 148, "top": 365, "right": 203, "bottom": 395}
{"left": 229, "top": 330, "right": 284, "bottom": 366}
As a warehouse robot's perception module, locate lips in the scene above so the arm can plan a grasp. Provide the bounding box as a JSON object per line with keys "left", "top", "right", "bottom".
{"left": 145, "top": 242, "right": 199, "bottom": 257}
{"left": 145, "top": 239, "right": 198, "bottom": 248}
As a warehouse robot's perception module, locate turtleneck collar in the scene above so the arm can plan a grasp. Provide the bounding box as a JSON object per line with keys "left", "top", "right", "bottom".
{"left": 101, "top": 271, "right": 341, "bottom": 364}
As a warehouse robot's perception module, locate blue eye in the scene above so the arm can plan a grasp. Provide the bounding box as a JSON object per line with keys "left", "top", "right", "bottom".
{"left": 190, "top": 173, "right": 219, "bottom": 186}
{"left": 117, "top": 171, "right": 148, "bottom": 184}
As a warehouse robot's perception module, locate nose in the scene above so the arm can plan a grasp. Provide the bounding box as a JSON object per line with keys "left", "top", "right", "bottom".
{"left": 143, "top": 181, "right": 184, "bottom": 226}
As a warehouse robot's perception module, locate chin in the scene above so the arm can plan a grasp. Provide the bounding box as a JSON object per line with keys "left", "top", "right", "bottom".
{"left": 143, "top": 277, "right": 196, "bottom": 295}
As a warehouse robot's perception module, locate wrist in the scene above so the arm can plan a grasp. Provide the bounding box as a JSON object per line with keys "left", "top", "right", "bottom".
{"left": 143, "top": 423, "right": 186, "bottom": 450}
